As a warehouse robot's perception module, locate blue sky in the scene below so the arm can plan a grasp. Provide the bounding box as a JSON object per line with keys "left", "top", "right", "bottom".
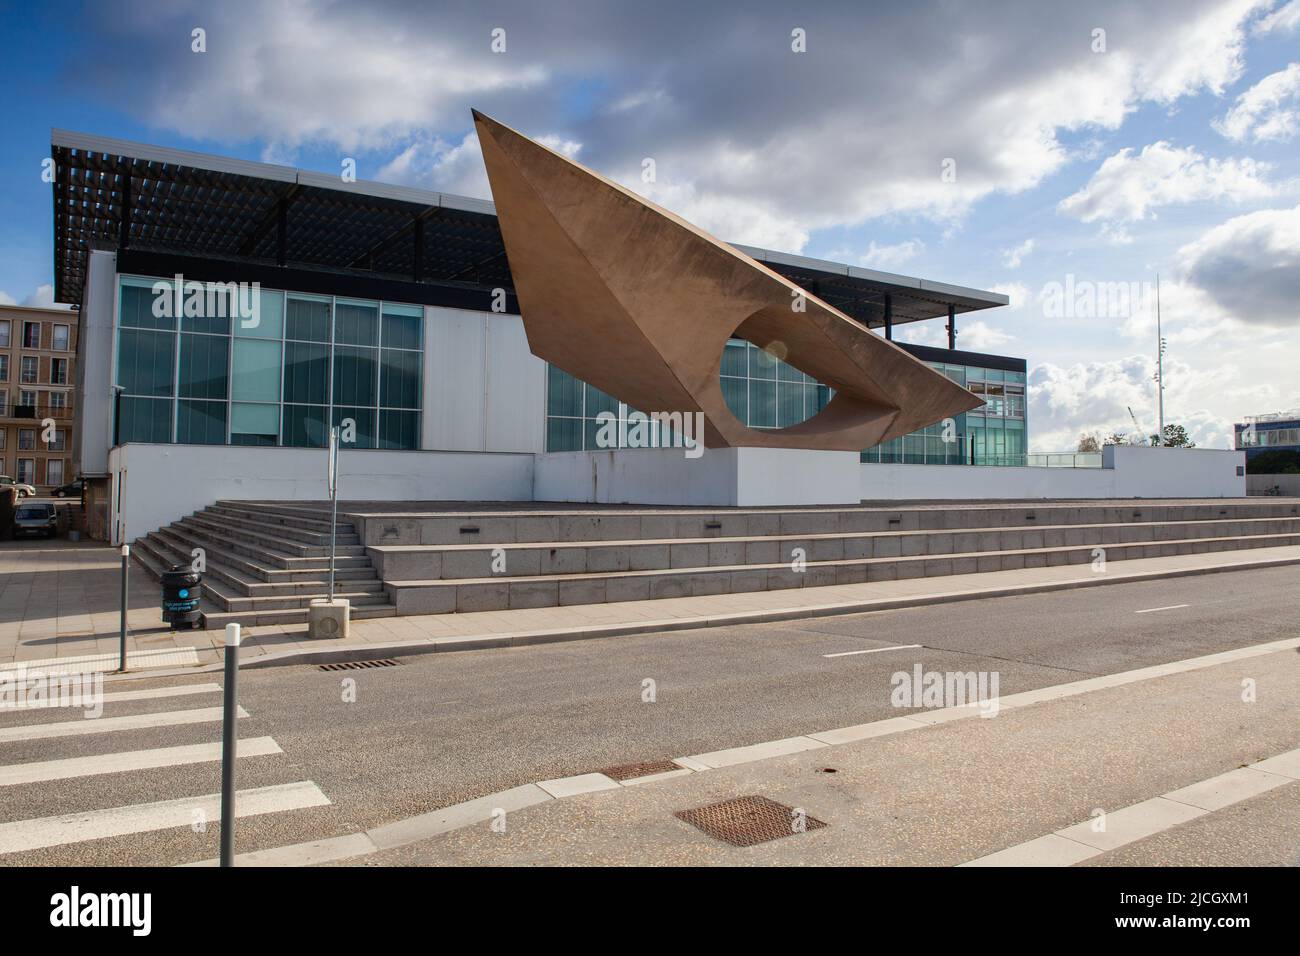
{"left": 1, "top": 0, "right": 1298, "bottom": 451}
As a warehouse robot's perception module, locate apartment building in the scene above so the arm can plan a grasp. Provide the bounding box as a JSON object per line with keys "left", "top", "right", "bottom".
{"left": 0, "top": 303, "right": 77, "bottom": 492}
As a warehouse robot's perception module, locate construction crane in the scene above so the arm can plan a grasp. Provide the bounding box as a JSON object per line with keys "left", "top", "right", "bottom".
{"left": 1127, "top": 406, "right": 1145, "bottom": 444}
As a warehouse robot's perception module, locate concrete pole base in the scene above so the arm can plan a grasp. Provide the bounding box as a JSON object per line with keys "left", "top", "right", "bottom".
{"left": 308, "top": 598, "right": 350, "bottom": 640}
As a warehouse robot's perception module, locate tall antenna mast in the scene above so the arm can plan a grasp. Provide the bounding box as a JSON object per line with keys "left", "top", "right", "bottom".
{"left": 1155, "top": 274, "right": 1166, "bottom": 445}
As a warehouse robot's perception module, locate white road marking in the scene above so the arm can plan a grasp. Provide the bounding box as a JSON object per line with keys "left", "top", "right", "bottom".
{"left": 960, "top": 746, "right": 1300, "bottom": 867}
{"left": 0, "top": 682, "right": 222, "bottom": 711}
{"left": 1134, "top": 604, "right": 1190, "bottom": 614}
{"left": 0, "top": 781, "right": 330, "bottom": 855}
{"left": 1, "top": 648, "right": 200, "bottom": 675}
{"left": 0, "top": 737, "right": 281, "bottom": 787}
{"left": 823, "top": 643, "right": 922, "bottom": 658}
{"left": 0, "top": 706, "right": 248, "bottom": 743}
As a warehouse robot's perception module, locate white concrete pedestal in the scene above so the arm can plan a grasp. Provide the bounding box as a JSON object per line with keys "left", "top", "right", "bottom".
{"left": 533, "top": 447, "right": 862, "bottom": 506}
{"left": 308, "top": 598, "right": 351, "bottom": 640}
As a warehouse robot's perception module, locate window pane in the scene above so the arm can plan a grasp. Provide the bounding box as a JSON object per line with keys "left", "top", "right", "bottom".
{"left": 235, "top": 289, "right": 284, "bottom": 339}
{"left": 285, "top": 295, "right": 331, "bottom": 342}
{"left": 380, "top": 348, "right": 421, "bottom": 409}
{"left": 120, "top": 280, "right": 175, "bottom": 331}
{"left": 378, "top": 409, "right": 420, "bottom": 450}
{"left": 53, "top": 325, "right": 69, "bottom": 350}
{"left": 749, "top": 343, "right": 778, "bottom": 380}
{"left": 231, "top": 338, "right": 282, "bottom": 403}
{"left": 117, "top": 329, "right": 175, "bottom": 397}
{"left": 777, "top": 358, "right": 804, "bottom": 383}
{"left": 332, "top": 345, "right": 377, "bottom": 407}
{"left": 282, "top": 404, "right": 328, "bottom": 447}
{"left": 335, "top": 299, "right": 378, "bottom": 346}
{"left": 585, "top": 383, "right": 618, "bottom": 418}
{"left": 119, "top": 397, "right": 172, "bottom": 443}
{"left": 777, "top": 382, "right": 806, "bottom": 427}
{"left": 750, "top": 380, "right": 776, "bottom": 427}
{"left": 176, "top": 399, "right": 227, "bottom": 444}
{"left": 178, "top": 333, "right": 229, "bottom": 399}
{"left": 546, "top": 417, "right": 582, "bottom": 452}
{"left": 721, "top": 376, "right": 747, "bottom": 424}
{"left": 547, "top": 365, "right": 583, "bottom": 416}
{"left": 282, "top": 341, "right": 329, "bottom": 404}
{"left": 381, "top": 306, "right": 422, "bottom": 350}
{"left": 231, "top": 402, "right": 280, "bottom": 445}
{"left": 721, "top": 340, "right": 747, "bottom": 377}
{"left": 333, "top": 406, "right": 376, "bottom": 449}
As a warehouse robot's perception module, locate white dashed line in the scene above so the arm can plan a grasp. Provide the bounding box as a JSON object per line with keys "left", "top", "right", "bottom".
{"left": 822, "top": 643, "right": 922, "bottom": 658}
{"left": 1135, "top": 604, "right": 1190, "bottom": 614}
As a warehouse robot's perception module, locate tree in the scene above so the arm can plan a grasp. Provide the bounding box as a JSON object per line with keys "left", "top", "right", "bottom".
{"left": 1105, "top": 432, "right": 1131, "bottom": 446}
{"left": 1077, "top": 433, "right": 1101, "bottom": 453}
{"left": 1151, "top": 424, "right": 1196, "bottom": 447}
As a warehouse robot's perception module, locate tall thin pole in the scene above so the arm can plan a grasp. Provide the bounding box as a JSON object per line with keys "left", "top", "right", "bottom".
{"left": 328, "top": 426, "right": 339, "bottom": 603}
{"left": 1156, "top": 274, "right": 1165, "bottom": 445}
{"left": 118, "top": 542, "right": 129, "bottom": 672}
{"left": 220, "top": 623, "right": 240, "bottom": 867}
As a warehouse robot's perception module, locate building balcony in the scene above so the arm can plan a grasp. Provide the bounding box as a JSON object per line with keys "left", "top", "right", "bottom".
{"left": 0, "top": 402, "right": 76, "bottom": 423}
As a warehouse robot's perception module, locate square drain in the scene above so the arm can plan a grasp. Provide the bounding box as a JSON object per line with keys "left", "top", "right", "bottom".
{"left": 675, "top": 795, "right": 826, "bottom": 847}
{"left": 598, "top": 759, "right": 681, "bottom": 781}
{"left": 318, "top": 658, "right": 401, "bottom": 672}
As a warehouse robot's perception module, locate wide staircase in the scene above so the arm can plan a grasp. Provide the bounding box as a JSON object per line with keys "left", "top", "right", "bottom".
{"left": 132, "top": 502, "right": 397, "bottom": 628}
{"left": 361, "top": 498, "right": 1300, "bottom": 615}
{"left": 134, "top": 498, "right": 1300, "bottom": 627}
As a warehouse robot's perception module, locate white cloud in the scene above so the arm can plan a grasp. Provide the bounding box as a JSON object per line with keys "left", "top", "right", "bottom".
{"left": 1028, "top": 355, "right": 1235, "bottom": 451}
{"left": 1058, "top": 141, "right": 1275, "bottom": 228}
{"left": 1254, "top": 0, "right": 1300, "bottom": 33}
{"left": 1001, "top": 238, "right": 1034, "bottom": 268}
{"left": 79, "top": 0, "right": 1272, "bottom": 252}
{"left": 988, "top": 282, "right": 1030, "bottom": 310}
{"left": 858, "top": 240, "right": 924, "bottom": 271}
{"left": 375, "top": 132, "right": 493, "bottom": 197}
{"left": 0, "top": 291, "right": 16, "bottom": 306}
{"left": 1176, "top": 203, "right": 1300, "bottom": 326}
{"left": 1214, "top": 62, "right": 1300, "bottom": 142}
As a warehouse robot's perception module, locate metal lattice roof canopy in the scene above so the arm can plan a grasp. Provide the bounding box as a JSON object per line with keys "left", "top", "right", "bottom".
{"left": 50, "top": 129, "right": 1007, "bottom": 326}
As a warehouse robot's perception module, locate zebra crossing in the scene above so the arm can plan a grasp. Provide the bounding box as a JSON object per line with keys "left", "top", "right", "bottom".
{"left": 0, "top": 675, "right": 330, "bottom": 862}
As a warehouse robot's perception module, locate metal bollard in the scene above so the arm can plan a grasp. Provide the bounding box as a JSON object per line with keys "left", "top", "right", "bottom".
{"left": 220, "top": 622, "right": 240, "bottom": 867}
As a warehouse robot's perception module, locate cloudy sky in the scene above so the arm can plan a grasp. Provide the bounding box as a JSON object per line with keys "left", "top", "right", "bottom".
{"left": 1, "top": 0, "right": 1298, "bottom": 451}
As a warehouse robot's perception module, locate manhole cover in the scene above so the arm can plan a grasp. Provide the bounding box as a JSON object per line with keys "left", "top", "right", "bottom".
{"left": 598, "top": 759, "right": 680, "bottom": 781}
{"left": 318, "top": 658, "right": 401, "bottom": 672}
{"left": 675, "top": 795, "right": 827, "bottom": 847}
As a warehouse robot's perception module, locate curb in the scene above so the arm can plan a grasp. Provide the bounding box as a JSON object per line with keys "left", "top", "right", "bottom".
{"left": 180, "top": 634, "right": 1300, "bottom": 867}
{"left": 190, "top": 550, "right": 1300, "bottom": 672}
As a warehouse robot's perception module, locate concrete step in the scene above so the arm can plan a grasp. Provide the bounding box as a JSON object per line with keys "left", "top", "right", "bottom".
{"left": 369, "top": 516, "right": 1300, "bottom": 580}
{"left": 180, "top": 512, "right": 358, "bottom": 548}
{"left": 187, "top": 509, "right": 362, "bottom": 547}
{"left": 210, "top": 502, "right": 356, "bottom": 535}
{"left": 178, "top": 514, "right": 367, "bottom": 559}
{"left": 157, "top": 524, "right": 374, "bottom": 577}
{"left": 384, "top": 530, "right": 1300, "bottom": 614}
{"left": 353, "top": 500, "right": 1300, "bottom": 546}
{"left": 150, "top": 530, "right": 382, "bottom": 597}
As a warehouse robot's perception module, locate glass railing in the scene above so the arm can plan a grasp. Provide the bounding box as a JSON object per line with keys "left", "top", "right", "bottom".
{"left": 1025, "top": 453, "right": 1103, "bottom": 468}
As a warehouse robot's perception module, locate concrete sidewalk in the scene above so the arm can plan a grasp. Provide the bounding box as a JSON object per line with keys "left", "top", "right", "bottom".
{"left": 4, "top": 538, "right": 1300, "bottom": 671}
{"left": 324, "top": 638, "right": 1300, "bottom": 866}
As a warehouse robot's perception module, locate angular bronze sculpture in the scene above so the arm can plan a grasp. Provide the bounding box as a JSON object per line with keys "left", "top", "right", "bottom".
{"left": 473, "top": 110, "right": 981, "bottom": 450}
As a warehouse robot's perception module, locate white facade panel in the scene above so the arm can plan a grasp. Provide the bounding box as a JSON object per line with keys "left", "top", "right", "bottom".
{"left": 422, "top": 306, "right": 486, "bottom": 451}
{"left": 485, "top": 314, "right": 546, "bottom": 453}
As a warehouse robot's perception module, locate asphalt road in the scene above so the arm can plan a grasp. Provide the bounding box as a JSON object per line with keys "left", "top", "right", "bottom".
{"left": 2, "top": 564, "right": 1296, "bottom": 865}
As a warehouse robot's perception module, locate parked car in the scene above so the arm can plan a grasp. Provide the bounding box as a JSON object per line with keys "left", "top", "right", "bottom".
{"left": 0, "top": 475, "right": 36, "bottom": 498}
{"left": 52, "top": 478, "right": 84, "bottom": 498}
{"left": 13, "top": 502, "right": 58, "bottom": 539}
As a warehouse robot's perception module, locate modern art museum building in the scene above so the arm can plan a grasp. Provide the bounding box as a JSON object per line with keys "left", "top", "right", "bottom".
{"left": 49, "top": 126, "right": 1242, "bottom": 544}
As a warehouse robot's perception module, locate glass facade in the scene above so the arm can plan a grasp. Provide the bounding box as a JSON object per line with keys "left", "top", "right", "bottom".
{"left": 544, "top": 339, "right": 1028, "bottom": 465}
{"left": 114, "top": 276, "right": 423, "bottom": 449}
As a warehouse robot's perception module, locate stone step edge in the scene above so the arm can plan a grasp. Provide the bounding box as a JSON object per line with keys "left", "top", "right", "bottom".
{"left": 384, "top": 532, "right": 1300, "bottom": 587}
{"left": 368, "top": 515, "right": 1300, "bottom": 553}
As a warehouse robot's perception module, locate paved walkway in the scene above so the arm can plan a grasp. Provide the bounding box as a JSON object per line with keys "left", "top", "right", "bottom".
{"left": 3, "top": 539, "right": 1300, "bottom": 671}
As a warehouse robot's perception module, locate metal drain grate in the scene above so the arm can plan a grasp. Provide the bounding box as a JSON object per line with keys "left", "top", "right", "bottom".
{"left": 598, "top": 759, "right": 681, "bottom": 781}
{"left": 675, "top": 795, "right": 826, "bottom": 847}
{"left": 318, "top": 658, "right": 401, "bottom": 672}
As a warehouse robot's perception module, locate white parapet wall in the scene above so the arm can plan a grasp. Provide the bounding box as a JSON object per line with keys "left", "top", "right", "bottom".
{"left": 860, "top": 445, "right": 1246, "bottom": 501}
{"left": 108, "top": 443, "right": 535, "bottom": 543}
{"left": 533, "top": 447, "right": 863, "bottom": 506}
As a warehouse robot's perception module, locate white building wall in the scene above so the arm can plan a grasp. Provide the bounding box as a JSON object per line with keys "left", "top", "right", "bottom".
{"left": 109, "top": 443, "right": 535, "bottom": 543}
{"left": 420, "top": 305, "right": 545, "bottom": 453}
{"left": 75, "top": 250, "right": 119, "bottom": 478}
